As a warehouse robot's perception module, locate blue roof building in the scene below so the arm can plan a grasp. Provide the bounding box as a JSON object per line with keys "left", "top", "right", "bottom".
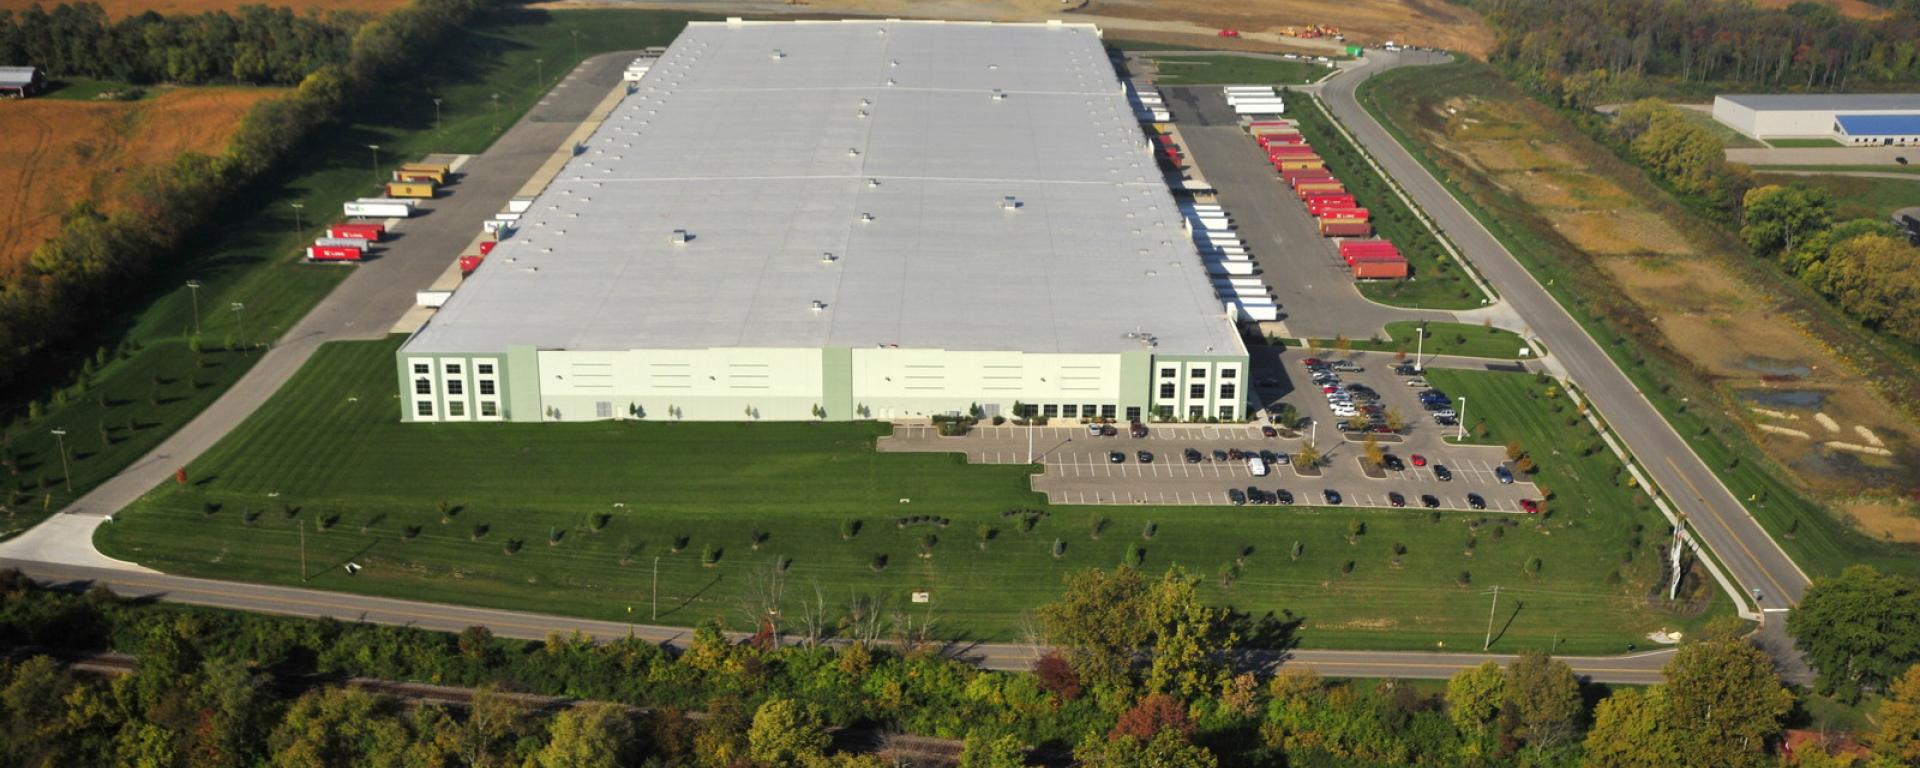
{"left": 1834, "top": 114, "right": 1920, "bottom": 145}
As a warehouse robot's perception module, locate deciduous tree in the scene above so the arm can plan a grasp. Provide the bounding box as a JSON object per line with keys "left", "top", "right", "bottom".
{"left": 1581, "top": 687, "right": 1680, "bottom": 768}
{"left": 1789, "top": 565, "right": 1920, "bottom": 701}
{"left": 747, "top": 697, "right": 829, "bottom": 767}
{"left": 1502, "top": 651, "right": 1582, "bottom": 750}
{"left": 1876, "top": 664, "right": 1920, "bottom": 764}
{"left": 1662, "top": 637, "right": 1792, "bottom": 767}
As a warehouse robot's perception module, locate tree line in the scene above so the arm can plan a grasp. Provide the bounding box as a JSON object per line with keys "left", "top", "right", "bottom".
{"left": 3, "top": 564, "right": 1920, "bottom": 765}
{"left": 0, "top": 0, "right": 488, "bottom": 401}
{"left": 0, "top": 2, "right": 360, "bottom": 86}
{"left": 1741, "top": 182, "right": 1920, "bottom": 347}
{"left": 1468, "top": 0, "right": 1920, "bottom": 101}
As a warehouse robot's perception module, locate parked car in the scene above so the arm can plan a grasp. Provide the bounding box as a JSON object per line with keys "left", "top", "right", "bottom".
{"left": 1087, "top": 423, "right": 1104, "bottom": 437}
{"left": 1130, "top": 421, "right": 1148, "bottom": 438}
{"left": 1261, "top": 425, "right": 1277, "bottom": 438}
{"left": 1435, "top": 416, "right": 1458, "bottom": 427}
{"left": 1433, "top": 465, "right": 1453, "bottom": 482}
{"left": 1405, "top": 378, "right": 1428, "bottom": 387}
{"left": 1275, "top": 489, "right": 1295, "bottom": 505}
{"left": 1332, "top": 361, "right": 1362, "bottom": 372}
{"left": 1434, "top": 409, "right": 1457, "bottom": 419}
{"left": 1388, "top": 492, "right": 1406, "bottom": 508}
{"left": 1109, "top": 451, "right": 1125, "bottom": 463}
{"left": 1394, "top": 364, "right": 1417, "bottom": 376}
{"left": 1301, "top": 357, "right": 1323, "bottom": 367}
{"left": 1228, "top": 448, "right": 1244, "bottom": 460}
{"left": 1411, "top": 454, "right": 1427, "bottom": 467}
{"left": 1185, "top": 448, "right": 1203, "bottom": 464}
{"left": 1324, "top": 489, "right": 1343, "bottom": 505}
{"left": 1228, "top": 488, "right": 1247, "bottom": 505}
{"left": 1102, "top": 425, "right": 1117, "bottom": 436}
{"left": 1421, "top": 494, "right": 1441, "bottom": 509}
{"left": 1521, "top": 498, "right": 1540, "bottom": 514}
{"left": 1383, "top": 455, "right": 1405, "bottom": 472}
{"left": 1138, "top": 450, "right": 1154, "bottom": 463}
{"left": 1495, "top": 466, "right": 1514, "bottom": 484}
{"left": 1467, "top": 493, "right": 1486, "bottom": 510}
{"left": 1213, "top": 449, "right": 1229, "bottom": 461}
{"left": 1248, "top": 457, "right": 1269, "bottom": 477}
{"left": 1273, "top": 452, "right": 1291, "bottom": 466}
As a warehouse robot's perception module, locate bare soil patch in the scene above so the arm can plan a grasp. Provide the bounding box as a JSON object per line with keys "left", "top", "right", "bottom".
{"left": 0, "top": 87, "right": 279, "bottom": 272}
{"left": 1838, "top": 498, "right": 1920, "bottom": 544}
{"left": 1089, "top": 0, "right": 1491, "bottom": 56}
{"left": 1751, "top": 0, "right": 1893, "bottom": 20}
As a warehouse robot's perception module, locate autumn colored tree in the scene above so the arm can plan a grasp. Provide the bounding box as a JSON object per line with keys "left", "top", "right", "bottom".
{"left": 1109, "top": 693, "right": 1195, "bottom": 741}
{"left": 1662, "top": 637, "right": 1793, "bottom": 768}
{"left": 1581, "top": 687, "right": 1681, "bottom": 768}
{"left": 1032, "top": 651, "right": 1084, "bottom": 701}
{"left": 1875, "top": 664, "right": 1920, "bottom": 764}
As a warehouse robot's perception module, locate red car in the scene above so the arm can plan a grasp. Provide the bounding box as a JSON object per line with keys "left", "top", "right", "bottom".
{"left": 1301, "top": 358, "right": 1323, "bottom": 367}
{"left": 1520, "top": 499, "right": 1540, "bottom": 514}
{"left": 1411, "top": 454, "right": 1427, "bottom": 467}
{"left": 1322, "top": 385, "right": 1338, "bottom": 393}
{"left": 1261, "top": 425, "right": 1278, "bottom": 438}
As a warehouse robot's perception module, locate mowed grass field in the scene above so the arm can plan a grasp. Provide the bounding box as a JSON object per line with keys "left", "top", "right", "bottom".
{"left": 98, "top": 338, "right": 1725, "bottom": 653}
{"left": 1306, "top": 321, "right": 1535, "bottom": 360}
{"left": 1149, "top": 55, "right": 1327, "bottom": 85}
{"left": 1755, "top": 172, "right": 1920, "bottom": 222}
{"left": 0, "top": 9, "right": 710, "bottom": 536}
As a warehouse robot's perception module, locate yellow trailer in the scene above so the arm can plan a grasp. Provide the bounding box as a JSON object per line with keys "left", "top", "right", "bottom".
{"left": 393, "top": 168, "right": 446, "bottom": 184}
{"left": 1275, "top": 159, "right": 1325, "bottom": 171}
{"left": 386, "top": 181, "right": 436, "bottom": 199}
{"left": 401, "top": 160, "right": 453, "bottom": 176}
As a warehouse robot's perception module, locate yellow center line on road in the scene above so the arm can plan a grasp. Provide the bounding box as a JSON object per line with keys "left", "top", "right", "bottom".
{"left": 1665, "top": 456, "right": 1791, "bottom": 601}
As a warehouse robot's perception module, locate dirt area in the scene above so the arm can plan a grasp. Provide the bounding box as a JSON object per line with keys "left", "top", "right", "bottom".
{"left": 0, "top": 87, "right": 279, "bottom": 272}
{"left": 538, "top": 0, "right": 1492, "bottom": 57}
{"left": 1415, "top": 90, "right": 1920, "bottom": 520}
{"left": 1751, "top": 0, "right": 1893, "bottom": 20}
{"left": 0, "top": 0, "right": 404, "bottom": 16}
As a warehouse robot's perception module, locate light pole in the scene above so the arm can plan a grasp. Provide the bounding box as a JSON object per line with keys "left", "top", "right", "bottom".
{"left": 49, "top": 429, "right": 71, "bottom": 492}
{"left": 1456, "top": 397, "right": 1468, "bottom": 441}
{"left": 367, "top": 144, "right": 380, "bottom": 181}
{"left": 491, "top": 92, "right": 500, "bottom": 134}
{"left": 570, "top": 30, "right": 581, "bottom": 65}
{"left": 1415, "top": 320, "right": 1426, "bottom": 372}
{"left": 535, "top": 57, "right": 544, "bottom": 90}
{"left": 289, "top": 202, "right": 304, "bottom": 234}
{"left": 230, "top": 302, "right": 247, "bottom": 351}
{"left": 184, "top": 280, "right": 201, "bottom": 337}
{"left": 432, "top": 97, "right": 442, "bottom": 132}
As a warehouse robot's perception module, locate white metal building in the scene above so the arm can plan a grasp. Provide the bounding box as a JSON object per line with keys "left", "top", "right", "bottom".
{"left": 398, "top": 19, "right": 1249, "bottom": 424}
{"left": 1711, "top": 93, "right": 1920, "bottom": 140}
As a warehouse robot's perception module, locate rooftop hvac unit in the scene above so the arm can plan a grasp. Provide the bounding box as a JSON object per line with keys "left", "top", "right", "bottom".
{"left": 860, "top": 213, "right": 874, "bottom": 223}
{"left": 770, "top": 49, "right": 785, "bottom": 59}
{"left": 669, "top": 229, "right": 688, "bottom": 245}
{"left": 992, "top": 89, "right": 1007, "bottom": 101}
{"left": 1001, "top": 196, "right": 1019, "bottom": 211}
{"left": 810, "top": 301, "right": 826, "bottom": 313}
{"left": 868, "top": 178, "right": 880, "bottom": 188}
{"left": 821, "top": 252, "right": 837, "bottom": 264}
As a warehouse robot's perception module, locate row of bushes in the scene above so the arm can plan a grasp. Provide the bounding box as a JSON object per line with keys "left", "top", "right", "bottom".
{"left": 0, "top": 0, "right": 494, "bottom": 405}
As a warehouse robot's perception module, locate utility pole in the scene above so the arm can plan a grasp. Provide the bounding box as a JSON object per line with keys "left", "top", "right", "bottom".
{"left": 1456, "top": 397, "right": 1468, "bottom": 441}
{"left": 1415, "top": 321, "right": 1426, "bottom": 372}
{"left": 1483, "top": 585, "right": 1500, "bottom": 650}
{"left": 651, "top": 556, "right": 659, "bottom": 621}
{"left": 432, "top": 97, "right": 443, "bottom": 132}
{"left": 627, "top": 605, "right": 633, "bottom": 639}
{"left": 367, "top": 144, "right": 380, "bottom": 181}
{"left": 570, "top": 30, "right": 581, "bottom": 65}
{"left": 1028, "top": 422, "right": 1034, "bottom": 465}
{"left": 535, "top": 57, "right": 544, "bottom": 89}
{"left": 491, "top": 92, "right": 500, "bottom": 134}
{"left": 300, "top": 527, "right": 308, "bottom": 582}
{"left": 49, "top": 429, "right": 70, "bottom": 492}
{"left": 184, "top": 280, "right": 201, "bottom": 337}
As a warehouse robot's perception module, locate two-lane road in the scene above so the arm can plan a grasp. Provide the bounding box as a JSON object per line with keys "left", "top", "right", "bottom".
{"left": 1315, "top": 52, "right": 1811, "bottom": 673}
{"left": 0, "top": 559, "right": 1675, "bottom": 684}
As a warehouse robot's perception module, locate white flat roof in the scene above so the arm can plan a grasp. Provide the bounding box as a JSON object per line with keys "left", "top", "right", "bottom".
{"left": 403, "top": 19, "right": 1243, "bottom": 358}
{"left": 1717, "top": 93, "right": 1920, "bottom": 112}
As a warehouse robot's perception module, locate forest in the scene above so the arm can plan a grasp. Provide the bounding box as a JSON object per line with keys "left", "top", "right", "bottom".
{"left": 0, "top": 2, "right": 361, "bottom": 86}
{"left": 4, "top": 564, "right": 1920, "bottom": 766}
{"left": 1468, "top": 0, "right": 1920, "bottom": 94}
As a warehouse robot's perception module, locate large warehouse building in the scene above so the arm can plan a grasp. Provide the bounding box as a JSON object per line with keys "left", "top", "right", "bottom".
{"left": 1711, "top": 93, "right": 1920, "bottom": 144}
{"left": 397, "top": 19, "right": 1249, "bottom": 424}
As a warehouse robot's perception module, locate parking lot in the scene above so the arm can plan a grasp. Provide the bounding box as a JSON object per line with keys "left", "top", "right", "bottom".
{"left": 881, "top": 410, "right": 1539, "bottom": 511}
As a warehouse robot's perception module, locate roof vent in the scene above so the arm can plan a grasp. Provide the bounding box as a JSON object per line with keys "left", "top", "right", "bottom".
{"left": 669, "top": 229, "right": 689, "bottom": 245}
{"left": 770, "top": 49, "right": 785, "bottom": 60}
{"left": 885, "top": 78, "right": 896, "bottom": 86}
{"left": 820, "top": 252, "right": 837, "bottom": 265}
{"left": 1001, "top": 196, "right": 1020, "bottom": 211}
{"left": 867, "top": 178, "right": 880, "bottom": 188}
{"left": 810, "top": 301, "right": 826, "bottom": 313}
{"left": 856, "top": 109, "right": 869, "bottom": 118}
{"left": 860, "top": 213, "right": 874, "bottom": 223}
{"left": 847, "top": 148, "right": 860, "bottom": 157}
{"left": 991, "top": 89, "right": 1007, "bottom": 101}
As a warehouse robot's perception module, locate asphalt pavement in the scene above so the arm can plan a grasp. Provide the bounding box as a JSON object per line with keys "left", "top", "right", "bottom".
{"left": 1316, "top": 51, "right": 1812, "bottom": 677}
{"left": 0, "top": 558, "right": 1673, "bottom": 683}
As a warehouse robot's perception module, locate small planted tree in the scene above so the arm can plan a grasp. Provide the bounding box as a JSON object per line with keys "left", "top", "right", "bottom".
{"left": 840, "top": 518, "right": 861, "bottom": 540}
{"left": 671, "top": 535, "right": 689, "bottom": 553}
{"left": 437, "top": 500, "right": 452, "bottom": 524}
{"left": 918, "top": 533, "right": 938, "bottom": 558}
{"left": 1051, "top": 538, "right": 1066, "bottom": 559}
{"left": 548, "top": 527, "right": 564, "bottom": 547}
{"left": 1142, "top": 521, "right": 1157, "bottom": 540}
{"left": 977, "top": 524, "right": 995, "bottom": 551}
{"left": 1505, "top": 442, "right": 1526, "bottom": 462}
{"left": 591, "top": 512, "right": 611, "bottom": 532}
{"left": 749, "top": 527, "right": 767, "bottom": 550}
{"left": 503, "top": 539, "right": 523, "bottom": 556}
{"left": 242, "top": 510, "right": 260, "bottom": 527}
{"left": 1525, "top": 557, "right": 1542, "bottom": 578}
{"left": 470, "top": 524, "right": 489, "bottom": 541}
{"left": 1383, "top": 408, "right": 1407, "bottom": 433}
{"left": 1291, "top": 540, "right": 1304, "bottom": 561}
{"left": 1347, "top": 519, "right": 1366, "bottom": 543}
{"left": 401, "top": 525, "right": 420, "bottom": 543}
{"left": 1363, "top": 436, "right": 1385, "bottom": 468}
{"left": 1123, "top": 543, "right": 1143, "bottom": 567}
{"left": 1296, "top": 442, "right": 1321, "bottom": 467}
{"left": 869, "top": 554, "right": 888, "bottom": 573}
{"left": 1089, "top": 516, "right": 1109, "bottom": 540}
{"left": 701, "top": 544, "right": 721, "bottom": 567}
{"left": 1458, "top": 570, "right": 1473, "bottom": 587}
{"left": 1341, "top": 560, "right": 1355, "bottom": 575}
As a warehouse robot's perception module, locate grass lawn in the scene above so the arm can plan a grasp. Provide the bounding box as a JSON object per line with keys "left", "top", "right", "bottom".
{"left": 1285, "top": 92, "right": 1490, "bottom": 311}
{"left": 37, "top": 78, "right": 150, "bottom": 100}
{"left": 1767, "top": 138, "right": 1846, "bottom": 148}
{"left": 1305, "top": 321, "right": 1536, "bottom": 361}
{"left": 1756, "top": 172, "right": 1920, "bottom": 221}
{"left": 1148, "top": 55, "right": 1327, "bottom": 85}
{"left": 1669, "top": 107, "right": 1764, "bottom": 149}
{"left": 98, "top": 338, "right": 1724, "bottom": 654}
{"left": 0, "top": 8, "right": 712, "bottom": 537}
{"left": 1357, "top": 61, "right": 1920, "bottom": 581}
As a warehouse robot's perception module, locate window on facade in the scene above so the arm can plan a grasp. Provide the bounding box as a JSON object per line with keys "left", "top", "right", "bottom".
{"left": 1126, "top": 406, "right": 1141, "bottom": 421}
{"left": 1189, "top": 384, "right": 1205, "bottom": 399}
{"left": 477, "top": 363, "right": 494, "bottom": 375}
{"left": 447, "top": 380, "right": 463, "bottom": 396}
{"left": 479, "top": 380, "right": 495, "bottom": 396}
{"left": 1043, "top": 404, "right": 1059, "bottom": 417}
{"left": 1190, "top": 368, "right": 1205, "bottom": 378}
{"left": 413, "top": 363, "right": 429, "bottom": 374}
{"left": 1159, "top": 383, "right": 1175, "bottom": 399}
{"left": 445, "top": 363, "right": 462, "bottom": 375}
{"left": 480, "top": 401, "right": 498, "bottom": 417}
{"left": 1218, "top": 405, "right": 1235, "bottom": 420}
{"left": 1156, "top": 405, "right": 1173, "bottom": 419}
{"left": 1062, "top": 405, "right": 1078, "bottom": 418}
{"left": 1160, "top": 367, "right": 1175, "bottom": 378}
{"left": 595, "top": 401, "right": 613, "bottom": 418}
{"left": 1188, "top": 405, "right": 1204, "bottom": 420}
{"left": 1102, "top": 405, "right": 1117, "bottom": 419}
{"left": 448, "top": 401, "right": 466, "bottom": 417}
{"left": 414, "top": 379, "right": 432, "bottom": 395}
{"left": 1082, "top": 404, "right": 1097, "bottom": 419}
{"left": 1220, "top": 368, "right": 1237, "bottom": 379}
{"left": 416, "top": 401, "right": 434, "bottom": 417}
{"left": 1219, "top": 383, "right": 1236, "bottom": 400}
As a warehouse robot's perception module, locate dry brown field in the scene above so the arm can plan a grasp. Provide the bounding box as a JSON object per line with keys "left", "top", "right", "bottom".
{"left": 0, "top": 0, "right": 405, "bottom": 17}
{"left": 0, "top": 87, "right": 280, "bottom": 272}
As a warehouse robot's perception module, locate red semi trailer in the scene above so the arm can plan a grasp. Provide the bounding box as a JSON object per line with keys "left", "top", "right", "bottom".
{"left": 306, "top": 245, "right": 363, "bottom": 262}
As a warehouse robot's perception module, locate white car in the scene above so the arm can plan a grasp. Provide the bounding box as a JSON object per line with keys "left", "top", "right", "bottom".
{"left": 1248, "top": 457, "right": 1269, "bottom": 477}
{"left": 1434, "top": 409, "right": 1457, "bottom": 419}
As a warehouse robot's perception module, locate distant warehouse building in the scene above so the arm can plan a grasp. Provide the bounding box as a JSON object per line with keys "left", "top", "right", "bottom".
{"left": 1711, "top": 93, "right": 1920, "bottom": 144}
{"left": 397, "top": 19, "right": 1249, "bottom": 424}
